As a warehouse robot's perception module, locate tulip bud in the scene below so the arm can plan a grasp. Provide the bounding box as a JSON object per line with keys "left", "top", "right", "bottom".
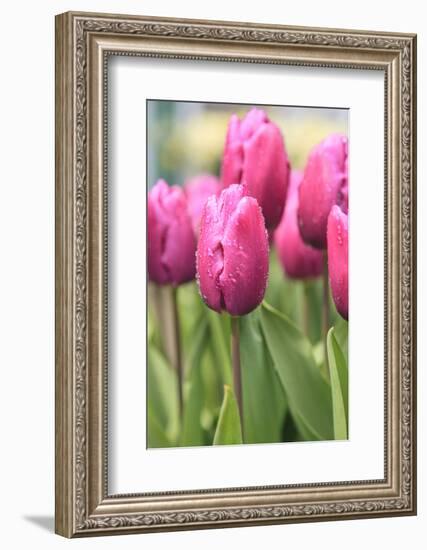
{"left": 184, "top": 174, "right": 220, "bottom": 236}
{"left": 148, "top": 179, "right": 196, "bottom": 285}
{"left": 298, "top": 133, "right": 348, "bottom": 249}
{"left": 275, "top": 171, "right": 323, "bottom": 279}
{"left": 197, "top": 184, "right": 269, "bottom": 316}
{"left": 327, "top": 205, "right": 348, "bottom": 320}
{"left": 221, "top": 108, "right": 290, "bottom": 230}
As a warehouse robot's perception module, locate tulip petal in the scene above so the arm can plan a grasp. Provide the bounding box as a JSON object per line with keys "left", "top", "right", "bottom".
{"left": 221, "top": 115, "right": 244, "bottom": 188}
{"left": 148, "top": 180, "right": 196, "bottom": 285}
{"left": 184, "top": 174, "right": 220, "bottom": 235}
{"left": 241, "top": 121, "right": 290, "bottom": 230}
{"left": 239, "top": 108, "right": 268, "bottom": 141}
{"left": 161, "top": 188, "right": 197, "bottom": 285}
{"left": 197, "top": 196, "right": 224, "bottom": 312}
{"left": 221, "top": 109, "right": 290, "bottom": 230}
{"left": 197, "top": 185, "right": 246, "bottom": 312}
{"left": 327, "top": 205, "right": 348, "bottom": 320}
{"left": 219, "top": 196, "right": 269, "bottom": 316}
{"left": 298, "top": 134, "right": 348, "bottom": 249}
{"left": 148, "top": 190, "right": 169, "bottom": 283}
{"left": 275, "top": 171, "right": 323, "bottom": 279}
{"left": 197, "top": 184, "right": 269, "bottom": 316}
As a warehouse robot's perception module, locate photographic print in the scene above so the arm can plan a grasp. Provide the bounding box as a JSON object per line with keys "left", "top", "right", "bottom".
{"left": 147, "top": 101, "right": 349, "bottom": 448}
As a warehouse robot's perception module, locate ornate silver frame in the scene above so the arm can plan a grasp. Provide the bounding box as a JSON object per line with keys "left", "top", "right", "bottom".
{"left": 55, "top": 11, "right": 417, "bottom": 537}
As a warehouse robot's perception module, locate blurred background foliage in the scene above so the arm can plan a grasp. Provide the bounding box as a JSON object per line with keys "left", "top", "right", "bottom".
{"left": 147, "top": 100, "right": 348, "bottom": 187}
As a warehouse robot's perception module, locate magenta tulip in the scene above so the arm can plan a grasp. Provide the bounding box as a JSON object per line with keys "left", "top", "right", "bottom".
{"left": 196, "top": 184, "right": 269, "bottom": 316}
{"left": 275, "top": 171, "right": 323, "bottom": 279}
{"left": 221, "top": 108, "right": 290, "bottom": 230}
{"left": 184, "top": 174, "right": 220, "bottom": 235}
{"left": 327, "top": 205, "right": 348, "bottom": 320}
{"left": 148, "top": 179, "right": 196, "bottom": 285}
{"left": 298, "top": 133, "right": 348, "bottom": 249}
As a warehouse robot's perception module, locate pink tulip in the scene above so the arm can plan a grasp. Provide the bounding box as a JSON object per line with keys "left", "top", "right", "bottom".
{"left": 221, "top": 108, "right": 290, "bottom": 230}
{"left": 275, "top": 171, "right": 323, "bottom": 279}
{"left": 184, "top": 174, "right": 220, "bottom": 236}
{"left": 298, "top": 133, "right": 348, "bottom": 249}
{"left": 196, "top": 184, "right": 269, "bottom": 316}
{"left": 327, "top": 205, "right": 348, "bottom": 320}
{"left": 148, "top": 179, "right": 196, "bottom": 285}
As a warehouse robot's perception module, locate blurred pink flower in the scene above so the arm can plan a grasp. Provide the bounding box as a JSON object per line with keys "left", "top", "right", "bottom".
{"left": 275, "top": 171, "right": 323, "bottom": 279}
{"left": 298, "top": 133, "right": 348, "bottom": 249}
{"left": 221, "top": 108, "right": 290, "bottom": 230}
{"left": 148, "top": 179, "right": 196, "bottom": 285}
{"left": 184, "top": 174, "right": 220, "bottom": 236}
{"left": 197, "top": 184, "right": 269, "bottom": 316}
{"left": 327, "top": 205, "right": 348, "bottom": 320}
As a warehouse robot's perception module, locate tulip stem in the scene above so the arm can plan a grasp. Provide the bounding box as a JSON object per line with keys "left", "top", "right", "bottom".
{"left": 302, "top": 281, "right": 310, "bottom": 339}
{"left": 171, "top": 286, "right": 184, "bottom": 421}
{"left": 322, "top": 252, "right": 331, "bottom": 379}
{"left": 231, "top": 316, "right": 244, "bottom": 439}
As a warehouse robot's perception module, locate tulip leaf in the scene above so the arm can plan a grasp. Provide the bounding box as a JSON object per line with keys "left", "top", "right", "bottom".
{"left": 147, "top": 405, "right": 172, "bottom": 448}
{"left": 147, "top": 346, "right": 179, "bottom": 446}
{"left": 303, "top": 279, "right": 323, "bottom": 344}
{"left": 292, "top": 410, "right": 323, "bottom": 441}
{"left": 327, "top": 327, "right": 348, "bottom": 440}
{"left": 334, "top": 317, "right": 349, "bottom": 361}
{"left": 312, "top": 340, "right": 324, "bottom": 368}
{"left": 213, "top": 385, "right": 243, "bottom": 445}
{"left": 201, "top": 347, "right": 222, "bottom": 420}
{"left": 282, "top": 411, "right": 304, "bottom": 442}
{"left": 177, "top": 282, "right": 205, "bottom": 359}
{"left": 180, "top": 317, "right": 209, "bottom": 446}
{"left": 207, "top": 309, "right": 232, "bottom": 386}
{"left": 265, "top": 251, "right": 322, "bottom": 343}
{"left": 260, "top": 301, "right": 334, "bottom": 441}
{"left": 239, "top": 311, "right": 287, "bottom": 443}
{"left": 265, "top": 250, "right": 303, "bottom": 325}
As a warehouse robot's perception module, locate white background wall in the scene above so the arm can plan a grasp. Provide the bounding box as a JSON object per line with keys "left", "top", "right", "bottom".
{"left": 0, "top": 1, "right": 424, "bottom": 548}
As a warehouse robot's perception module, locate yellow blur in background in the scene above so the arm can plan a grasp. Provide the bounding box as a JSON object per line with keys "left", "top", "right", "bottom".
{"left": 147, "top": 101, "right": 348, "bottom": 187}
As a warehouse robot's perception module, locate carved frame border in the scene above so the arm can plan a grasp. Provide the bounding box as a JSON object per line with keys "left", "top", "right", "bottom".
{"left": 55, "top": 11, "right": 417, "bottom": 537}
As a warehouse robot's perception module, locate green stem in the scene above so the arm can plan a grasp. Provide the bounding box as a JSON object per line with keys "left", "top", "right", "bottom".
{"left": 322, "top": 252, "right": 331, "bottom": 380}
{"left": 302, "top": 281, "right": 310, "bottom": 339}
{"left": 231, "top": 317, "right": 243, "bottom": 439}
{"left": 171, "top": 286, "right": 183, "bottom": 420}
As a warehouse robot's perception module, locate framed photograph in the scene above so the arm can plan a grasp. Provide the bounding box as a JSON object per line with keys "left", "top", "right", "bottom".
{"left": 55, "top": 11, "right": 417, "bottom": 537}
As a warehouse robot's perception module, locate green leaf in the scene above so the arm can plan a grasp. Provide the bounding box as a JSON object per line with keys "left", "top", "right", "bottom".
{"left": 177, "top": 282, "right": 204, "bottom": 361}
{"left": 327, "top": 327, "right": 349, "bottom": 440}
{"left": 334, "top": 317, "right": 349, "bottom": 361}
{"left": 312, "top": 340, "right": 324, "bottom": 368}
{"left": 312, "top": 340, "right": 330, "bottom": 383}
{"left": 265, "top": 250, "right": 303, "bottom": 326}
{"left": 303, "top": 279, "right": 323, "bottom": 344}
{"left": 147, "top": 309, "right": 155, "bottom": 344}
{"left": 201, "top": 347, "right": 222, "bottom": 420}
{"left": 282, "top": 411, "right": 304, "bottom": 442}
{"left": 292, "top": 410, "right": 323, "bottom": 441}
{"left": 265, "top": 250, "right": 322, "bottom": 343}
{"left": 213, "top": 385, "right": 243, "bottom": 445}
{"left": 180, "top": 317, "right": 209, "bottom": 446}
{"left": 239, "top": 311, "right": 287, "bottom": 443}
{"left": 260, "top": 301, "right": 333, "bottom": 441}
{"left": 147, "top": 405, "right": 172, "bottom": 448}
{"left": 147, "top": 346, "right": 179, "bottom": 447}
{"left": 207, "top": 309, "right": 232, "bottom": 386}
{"left": 197, "top": 346, "right": 222, "bottom": 440}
